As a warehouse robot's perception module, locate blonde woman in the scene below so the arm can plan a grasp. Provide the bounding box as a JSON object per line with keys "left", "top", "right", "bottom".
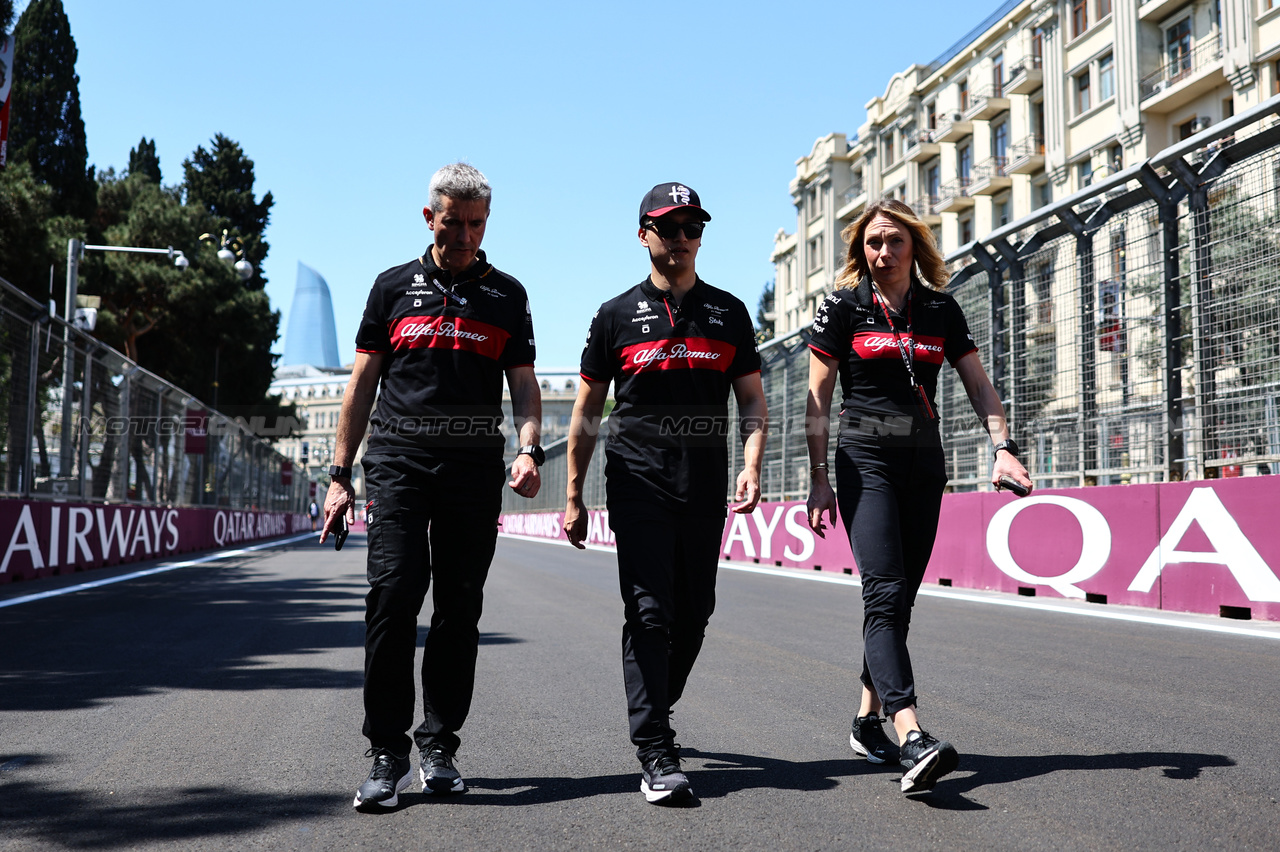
{"left": 805, "top": 200, "right": 1031, "bottom": 795}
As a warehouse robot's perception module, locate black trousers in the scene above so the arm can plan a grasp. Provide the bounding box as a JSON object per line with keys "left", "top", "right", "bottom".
{"left": 361, "top": 454, "right": 503, "bottom": 756}
{"left": 610, "top": 501, "right": 724, "bottom": 761}
{"left": 835, "top": 441, "right": 946, "bottom": 716}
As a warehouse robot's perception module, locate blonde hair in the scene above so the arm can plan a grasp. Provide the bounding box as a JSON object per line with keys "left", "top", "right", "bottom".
{"left": 834, "top": 199, "right": 948, "bottom": 291}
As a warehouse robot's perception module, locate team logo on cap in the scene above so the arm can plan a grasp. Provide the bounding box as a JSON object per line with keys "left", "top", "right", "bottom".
{"left": 668, "top": 185, "right": 691, "bottom": 204}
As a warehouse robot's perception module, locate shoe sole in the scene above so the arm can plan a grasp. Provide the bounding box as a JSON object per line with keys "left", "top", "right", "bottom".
{"left": 900, "top": 744, "right": 959, "bottom": 795}
{"left": 641, "top": 778, "right": 693, "bottom": 804}
{"left": 849, "top": 732, "right": 893, "bottom": 765}
{"left": 353, "top": 770, "right": 412, "bottom": 809}
{"left": 421, "top": 768, "right": 466, "bottom": 795}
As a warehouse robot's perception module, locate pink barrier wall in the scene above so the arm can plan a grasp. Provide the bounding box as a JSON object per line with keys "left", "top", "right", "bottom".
{"left": 0, "top": 499, "right": 310, "bottom": 583}
{"left": 500, "top": 476, "right": 1280, "bottom": 621}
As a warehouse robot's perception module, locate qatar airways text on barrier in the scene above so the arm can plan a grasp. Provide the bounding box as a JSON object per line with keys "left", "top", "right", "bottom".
{"left": 500, "top": 476, "right": 1280, "bottom": 621}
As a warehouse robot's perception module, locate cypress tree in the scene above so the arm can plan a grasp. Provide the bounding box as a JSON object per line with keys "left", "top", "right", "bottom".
{"left": 182, "top": 134, "right": 273, "bottom": 290}
{"left": 7, "top": 0, "right": 95, "bottom": 218}
{"left": 127, "top": 137, "right": 161, "bottom": 183}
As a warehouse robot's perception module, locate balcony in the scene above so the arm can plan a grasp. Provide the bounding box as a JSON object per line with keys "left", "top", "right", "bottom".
{"left": 836, "top": 182, "right": 868, "bottom": 221}
{"left": 935, "top": 113, "right": 973, "bottom": 143}
{"left": 970, "top": 156, "right": 1012, "bottom": 195}
{"left": 1007, "top": 136, "right": 1045, "bottom": 174}
{"left": 903, "top": 129, "right": 941, "bottom": 163}
{"left": 964, "top": 85, "right": 1010, "bottom": 121}
{"left": 912, "top": 195, "right": 941, "bottom": 225}
{"left": 934, "top": 177, "right": 974, "bottom": 213}
{"left": 1005, "top": 56, "right": 1043, "bottom": 95}
{"left": 1140, "top": 38, "right": 1225, "bottom": 113}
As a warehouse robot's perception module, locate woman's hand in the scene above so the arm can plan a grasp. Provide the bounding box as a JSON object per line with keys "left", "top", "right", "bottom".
{"left": 807, "top": 474, "right": 838, "bottom": 538}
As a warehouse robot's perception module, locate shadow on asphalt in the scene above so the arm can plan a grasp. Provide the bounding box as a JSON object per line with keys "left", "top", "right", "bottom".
{"left": 368, "top": 747, "right": 871, "bottom": 809}
{"left": 915, "top": 750, "right": 1237, "bottom": 810}
{"left": 0, "top": 545, "right": 369, "bottom": 713}
{"left": 0, "top": 755, "right": 333, "bottom": 849}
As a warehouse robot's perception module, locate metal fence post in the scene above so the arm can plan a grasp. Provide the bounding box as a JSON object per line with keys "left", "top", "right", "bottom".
{"left": 1137, "top": 164, "right": 1186, "bottom": 481}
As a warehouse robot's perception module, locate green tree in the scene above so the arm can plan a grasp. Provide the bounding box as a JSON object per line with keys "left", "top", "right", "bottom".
{"left": 7, "top": 0, "right": 95, "bottom": 218}
{"left": 756, "top": 279, "right": 775, "bottom": 342}
{"left": 182, "top": 134, "right": 273, "bottom": 290}
{"left": 127, "top": 137, "right": 161, "bottom": 183}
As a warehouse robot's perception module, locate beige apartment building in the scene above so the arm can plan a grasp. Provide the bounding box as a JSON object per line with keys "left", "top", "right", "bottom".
{"left": 771, "top": 0, "right": 1280, "bottom": 337}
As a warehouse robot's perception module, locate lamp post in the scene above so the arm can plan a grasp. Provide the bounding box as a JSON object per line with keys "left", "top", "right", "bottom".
{"left": 59, "top": 238, "right": 190, "bottom": 480}
{"left": 199, "top": 230, "right": 256, "bottom": 408}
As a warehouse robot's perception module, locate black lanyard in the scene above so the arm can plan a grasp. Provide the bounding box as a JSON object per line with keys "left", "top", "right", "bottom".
{"left": 873, "top": 285, "right": 936, "bottom": 421}
{"left": 418, "top": 258, "right": 468, "bottom": 307}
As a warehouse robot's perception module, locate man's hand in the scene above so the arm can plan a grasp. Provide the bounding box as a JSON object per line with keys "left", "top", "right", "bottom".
{"left": 509, "top": 453, "right": 541, "bottom": 499}
{"left": 731, "top": 468, "right": 761, "bottom": 514}
{"left": 992, "top": 453, "right": 1033, "bottom": 496}
{"left": 807, "top": 476, "right": 838, "bottom": 538}
{"left": 563, "top": 495, "right": 588, "bottom": 549}
{"left": 319, "top": 478, "right": 355, "bottom": 544}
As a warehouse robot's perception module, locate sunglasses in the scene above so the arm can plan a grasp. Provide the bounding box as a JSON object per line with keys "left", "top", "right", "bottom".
{"left": 645, "top": 219, "right": 706, "bottom": 240}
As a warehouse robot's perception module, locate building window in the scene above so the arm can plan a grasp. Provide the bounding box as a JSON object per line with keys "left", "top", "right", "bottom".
{"left": 958, "top": 143, "right": 972, "bottom": 180}
{"left": 1099, "top": 54, "right": 1114, "bottom": 102}
{"left": 1097, "top": 0, "right": 1111, "bottom": 19}
{"left": 995, "top": 194, "right": 1011, "bottom": 227}
{"left": 1034, "top": 180, "right": 1052, "bottom": 209}
{"left": 1178, "top": 117, "right": 1197, "bottom": 140}
{"left": 1107, "top": 143, "right": 1123, "bottom": 175}
{"left": 1032, "top": 26, "right": 1045, "bottom": 59}
{"left": 1072, "top": 0, "right": 1088, "bottom": 38}
{"left": 959, "top": 216, "right": 974, "bottom": 244}
{"left": 1078, "top": 159, "right": 1094, "bottom": 188}
{"left": 993, "top": 53, "right": 1004, "bottom": 98}
{"left": 992, "top": 121, "right": 1009, "bottom": 161}
{"left": 959, "top": 78, "right": 969, "bottom": 112}
{"left": 883, "top": 132, "right": 896, "bottom": 167}
{"left": 1166, "top": 17, "right": 1192, "bottom": 80}
{"left": 927, "top": 102, "right": 937, "bottom": 130}
{"left": 1075, "top": 70, "right": 1092, "bottom": 114}
{"left": 807, "top": 235, "right": 824, "bottom": 269}
{"left": 926, "top": 164, "right": 940, "bottom": 202}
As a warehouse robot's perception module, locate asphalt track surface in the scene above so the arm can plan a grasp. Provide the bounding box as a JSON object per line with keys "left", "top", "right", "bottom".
{"left": 1, "top": 532, "right": 1278, "bottom": 851}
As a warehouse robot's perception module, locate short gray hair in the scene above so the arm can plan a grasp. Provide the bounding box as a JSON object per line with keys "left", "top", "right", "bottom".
{"left": 429, "top": 163, "right": 492, "bottom": 212}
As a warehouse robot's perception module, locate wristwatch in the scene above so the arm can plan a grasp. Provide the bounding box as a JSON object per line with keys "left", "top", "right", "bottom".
{"left": 518, "top": 445, "right": 545, "bottom": 466}
{"left": 992, "top": 439, "right": 1020, "bottom": 460}
{"left": 328, "top": 465, "right": 352, "bottom": 479}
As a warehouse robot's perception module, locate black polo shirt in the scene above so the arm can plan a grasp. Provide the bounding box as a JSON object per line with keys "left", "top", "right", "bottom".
{"left": 808, "top": 278, "right": 976, "bottom": 446}
{"left": 580, "top": 277, "right": 761, "bottom": 514}
{"left": 355, "top": 248, "right": 535, "bottom": 460}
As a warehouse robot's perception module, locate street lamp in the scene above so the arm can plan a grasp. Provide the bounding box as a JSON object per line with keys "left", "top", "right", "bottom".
{"left": 59, "top": 238, "right": 191, "bottom": 479}
{"left": 200, "top": 230, "right": 255, "bottom": 281}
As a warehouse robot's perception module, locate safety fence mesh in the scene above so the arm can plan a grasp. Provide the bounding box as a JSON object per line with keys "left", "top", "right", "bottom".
{"left": 0, "top": 276, "right": 312, "bottom": 511}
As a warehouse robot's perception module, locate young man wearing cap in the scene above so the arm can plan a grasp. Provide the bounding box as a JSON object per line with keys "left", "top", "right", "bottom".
{"left": 564, "top": 182, "right": 767, "bottom": 804}
{"left": 321, "top": 162, "right": 544, "bottom": 810}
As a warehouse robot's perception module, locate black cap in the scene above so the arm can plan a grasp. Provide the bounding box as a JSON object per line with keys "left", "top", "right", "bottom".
{"left": 639, "top": 182, "right": 712, "bottom": 224}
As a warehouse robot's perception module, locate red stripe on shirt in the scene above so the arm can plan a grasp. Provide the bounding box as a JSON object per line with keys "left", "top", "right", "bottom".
{"left": 388, "top": 315, "right": 510, "bottom": 360}
{"left": 616, "top": 337, "right": 737, "bottom": 374}
{"left": 850, "top": 331, "right": 946, "bottom": 365}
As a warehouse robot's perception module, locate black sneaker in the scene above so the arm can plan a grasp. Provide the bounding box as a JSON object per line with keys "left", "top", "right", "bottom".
{"left": 640, "top": 752, "right": 693, "bottom": 804}
{"left": 420, "top": 744, "right": 466, "bottom": 794}
{"left": 849, "top": 714, "right": 899, "bottom": 764}
{"left": 898, "top": 730, "right": 958, "bottom": 794}
{"left": 353, "top": 748, "right": 412, "bottom": 810}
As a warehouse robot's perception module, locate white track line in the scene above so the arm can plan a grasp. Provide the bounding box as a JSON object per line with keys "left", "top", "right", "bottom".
{"left": 499, "top": 533, "right": 1280, "bottom": 642}
{"left": 0, "top": 532, "right": 316, "bottom": 610}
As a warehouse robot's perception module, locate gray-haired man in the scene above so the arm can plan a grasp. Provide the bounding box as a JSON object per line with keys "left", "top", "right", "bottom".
{"left": 321, "top": 163, "right": 544, "bottom": 810}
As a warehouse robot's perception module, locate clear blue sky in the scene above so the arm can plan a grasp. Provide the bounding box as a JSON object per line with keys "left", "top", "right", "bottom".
{"left": 32, "top": 0, "right": 979, "bottom": 369}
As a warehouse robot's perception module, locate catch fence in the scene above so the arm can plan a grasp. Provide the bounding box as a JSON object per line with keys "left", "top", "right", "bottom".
{"left": 503, "top": 98, "right": 1280, "bottom": 513}
{"left": 0, "top": 275, "right": 312, "bottom": 511}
